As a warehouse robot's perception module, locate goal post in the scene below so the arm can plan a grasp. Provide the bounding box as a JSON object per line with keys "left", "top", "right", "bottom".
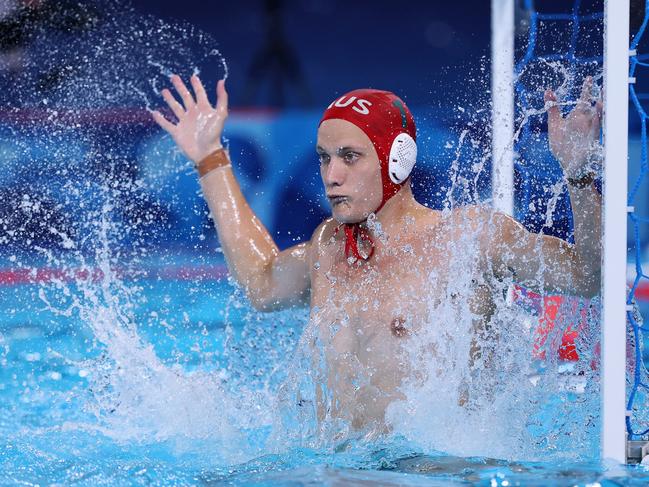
{"left": 602, "top": 0, "right": 630, "bottom": 464}
{"left": 491, "top": 0, "right": 515, "bottom": 217}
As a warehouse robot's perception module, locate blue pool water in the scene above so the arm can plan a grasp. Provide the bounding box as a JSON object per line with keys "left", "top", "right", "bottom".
{"left": 2, "top": 260, "right": 649, "bottom": 486}
{"left": 1, "top": 1, "right": 649, "bottom": 483}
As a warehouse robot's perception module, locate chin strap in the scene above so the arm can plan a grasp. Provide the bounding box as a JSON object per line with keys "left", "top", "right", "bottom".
{"left": 334, "top": 182, "right": 405, "bottom": 264}
{"left": 336, "top": 223, "right": 375, "bottom": 262}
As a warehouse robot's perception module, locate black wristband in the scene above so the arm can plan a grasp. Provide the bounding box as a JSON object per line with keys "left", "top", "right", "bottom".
{"left": 566, "top": 172, "right": 596, "bottom": 188}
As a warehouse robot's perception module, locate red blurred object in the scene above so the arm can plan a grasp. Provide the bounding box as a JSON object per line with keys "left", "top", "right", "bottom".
{"left": 532, "top": 295, "right": 580, "bottom": 362}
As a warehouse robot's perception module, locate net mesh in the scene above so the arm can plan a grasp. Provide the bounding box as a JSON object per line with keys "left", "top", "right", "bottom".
{"left": 515, "top": 0, "right": 649, "bottom": 439}
{"left": 627, "top": 0, "right": 649, "bottom": 440}
{"left": 514, "top": 0, "right": 603, "bottom": 241}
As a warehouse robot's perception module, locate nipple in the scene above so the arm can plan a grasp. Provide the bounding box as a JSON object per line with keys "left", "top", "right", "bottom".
{"left": 390, "top": 316, "right": 409, "bottom": 338}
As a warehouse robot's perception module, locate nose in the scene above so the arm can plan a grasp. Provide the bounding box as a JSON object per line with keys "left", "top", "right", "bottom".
{"left": 323, "top": 157, "right": 347, "bottom": 187}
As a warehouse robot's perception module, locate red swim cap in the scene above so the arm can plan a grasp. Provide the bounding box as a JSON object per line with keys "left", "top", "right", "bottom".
{"left": 319, "top": 89, "right": 417, "bottom": 214}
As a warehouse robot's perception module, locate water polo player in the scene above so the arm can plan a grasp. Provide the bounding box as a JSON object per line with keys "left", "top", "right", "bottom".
{"left": 153, "top": 74, "right": 602, "bottom": 432}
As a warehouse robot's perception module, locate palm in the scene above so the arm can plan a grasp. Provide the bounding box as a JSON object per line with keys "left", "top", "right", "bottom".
{"left": 172, "top": 108, "right": 223, "bottom": 162}
{"left": 152, "top": 75, "right": 228, "bottom": 164}
{"left": 545, "top": 77, "right": 602, "bottom": 176}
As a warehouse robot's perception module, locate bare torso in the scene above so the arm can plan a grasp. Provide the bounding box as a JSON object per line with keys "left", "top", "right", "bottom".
{"left": 306, "top": 204, "right": 499, "bottom": 433}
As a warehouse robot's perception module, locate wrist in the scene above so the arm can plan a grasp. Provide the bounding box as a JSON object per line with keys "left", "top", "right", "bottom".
{"left": 566, "top": 172, "right": 596, "bottom": 189}
{"left": 563, "top": 146, "right": 602, "bottom": 186}
{"left": 195, "top": 147, "right": 231, "bottom": 177}
{"left": 192, "top": 144, "right": 223, "bottom": 165}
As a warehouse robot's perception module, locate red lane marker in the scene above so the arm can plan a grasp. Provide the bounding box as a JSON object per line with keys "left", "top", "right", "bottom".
{"left": 4, "top": 267, "right": 649, "bottom": 296}
{"left": 0, "top": 108, "right": 278, "bottom": 126}
{"left": 0, "top": 265, "right": 229, "bottom": 285}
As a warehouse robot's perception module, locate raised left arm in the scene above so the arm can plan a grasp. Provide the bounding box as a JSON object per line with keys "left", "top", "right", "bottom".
{"left": 489, "top": 206, "right": 600, "bottom": 297}
{"left": 488, "top": 77, "right": 602, "bottom": 297}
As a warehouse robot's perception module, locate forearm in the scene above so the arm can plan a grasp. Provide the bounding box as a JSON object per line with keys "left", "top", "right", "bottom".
{"left": 152, "top": 76, "right": 281, "bottom": 295}
{"left": 566, "top": 181, "right": 602, "bottom": 292}
{"left": 199, "top": 163, "right": 279, "bottom": 293}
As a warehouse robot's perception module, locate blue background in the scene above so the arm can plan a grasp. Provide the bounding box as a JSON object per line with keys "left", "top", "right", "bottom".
{"left": 0, "top": 0, "right": 626, "bottom": 257}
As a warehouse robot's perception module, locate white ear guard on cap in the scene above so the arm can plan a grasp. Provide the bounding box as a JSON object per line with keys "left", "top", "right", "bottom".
{"left": 388, "top": 133, "right": 417, "bottom": 184}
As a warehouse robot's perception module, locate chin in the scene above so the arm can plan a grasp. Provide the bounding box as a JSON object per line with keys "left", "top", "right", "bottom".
{"left": 332, "top": 208, "right": 368, "bottom": 225}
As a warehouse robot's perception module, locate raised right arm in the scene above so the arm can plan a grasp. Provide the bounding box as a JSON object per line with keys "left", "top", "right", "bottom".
{"left": 152, "top": 75, "right": 310, "bottom": 311}
{"left": 200, "top": 164, "right": 311, "bottom": 310}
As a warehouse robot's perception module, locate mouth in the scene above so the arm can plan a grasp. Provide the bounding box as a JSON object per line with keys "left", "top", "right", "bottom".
{"left": 327, "top": 195, "right": 349, "bottom": 207}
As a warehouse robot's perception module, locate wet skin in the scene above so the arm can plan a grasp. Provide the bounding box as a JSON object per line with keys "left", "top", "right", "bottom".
{"left": 307, "top": 205, "right": 498, "bottom": 433}
{"left": 308, "top": 119, "right": 498, "bottom": 433}
{"left": 154, "top": 75, "right": 602, "bottom": 439}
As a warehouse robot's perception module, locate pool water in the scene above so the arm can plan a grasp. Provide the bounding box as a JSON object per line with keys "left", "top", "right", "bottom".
{"left": 2, "top": 260, "right": 649, "bottom": 487}
{"left": 0, "top": 0, "right": 647, "bottom": 482}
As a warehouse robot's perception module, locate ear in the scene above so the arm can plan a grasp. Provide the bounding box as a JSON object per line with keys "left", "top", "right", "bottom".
{"left": 388, "top": 133, "right": 417, "bottom": 184}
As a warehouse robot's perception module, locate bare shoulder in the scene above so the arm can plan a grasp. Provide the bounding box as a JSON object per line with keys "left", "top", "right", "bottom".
{"left": 451, "top": 205, "right": 529, "bottom": 250}
{"left": 439, "top": 204, "right": 504, "bottom": 247}
{"left": 407, "top": 203, "right": 442, "bottom": 232}
{"left": 411, "top": 203, "right": 494, "bottom": 234}
{"left": 309, "top": 217, "right": 338, "bottom": 251}
{"left": 451, "top": 203, "right": 494, "bottom": 225}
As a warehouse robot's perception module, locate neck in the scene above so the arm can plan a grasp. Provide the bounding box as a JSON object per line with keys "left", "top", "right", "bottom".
{"left": 338, "top": 184, "right": 420, "bottom": 264}
{"left": 369, "top": 183, "right": 417, "bottom": 237}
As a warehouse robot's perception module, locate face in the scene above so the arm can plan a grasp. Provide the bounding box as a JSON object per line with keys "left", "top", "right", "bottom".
{"left": 317, "top": 119, "right": 383, "bottom": 224}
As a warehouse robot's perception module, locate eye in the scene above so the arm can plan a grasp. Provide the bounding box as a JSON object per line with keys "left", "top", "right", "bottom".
{"left": 318, "top": 153, "right": 330, "bottom": 165}
{"left": 343, "top": 151, "right": 360, "bottom": 164}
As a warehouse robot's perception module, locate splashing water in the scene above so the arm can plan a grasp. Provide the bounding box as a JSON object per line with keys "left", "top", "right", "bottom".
{"left": 5, "top": 0, "right": 228, "bottom": 111}
{"left": 0, "top": 0, "right": 287, "bottom": 470}
{"left": 2, "top": 1, "right": 642, "bottom": 484}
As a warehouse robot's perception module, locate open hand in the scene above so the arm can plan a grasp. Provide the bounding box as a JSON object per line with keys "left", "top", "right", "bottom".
{"left": 152, "top": 75, "right": 228, "bottom": 164}
{"left": 545, "top": 76, "right": 602, "bottom": 177}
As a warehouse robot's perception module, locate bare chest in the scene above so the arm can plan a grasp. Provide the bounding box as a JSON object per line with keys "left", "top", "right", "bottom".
{"left": 310, "top": 244, "right": 447, "bottom": 360}
{"left": 308, "top": 229, "right": 492, "bottom": 354}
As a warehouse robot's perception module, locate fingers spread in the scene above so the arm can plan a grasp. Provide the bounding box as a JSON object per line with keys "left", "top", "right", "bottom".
{"left": 191, "top": 74, "right": 211, "bottom": 107}
{"left": 162, "top": 88, "right": 185, "bottom": 120}
{"left": 580, "top": 76, "right": 593, "bottom": 100}
{"left": 595, "top": 99, "right": 603, "bottom": 120}
{"left": 544, "top": 89, "right": 563, "bottom": 128}
{"left": 544, "top": 88, "right": 557, "bottom": 104}
{"left": 151, "top": 110, "right": 176, "bottom": 133}
{"left": 171, "top": 74, "right": 196, "bottom": 110}
{"left": 577, "top": 76, "right": 593, "bottom": 110}
{"left": 216, "top": 79, "right": 229, "bottom": 114}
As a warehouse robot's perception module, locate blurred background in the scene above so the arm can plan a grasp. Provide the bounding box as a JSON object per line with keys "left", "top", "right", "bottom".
{"left": 8, "top": 0, "right": 649, "bottom": 343}
{"left": 5, "top": 1, "right": 649, "bottom": 471}
{"left": 4, "top": 0, "right": 649, "bottom": 447}
{"left": 0, "top": 0, "right": 613, "bottom": 263}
